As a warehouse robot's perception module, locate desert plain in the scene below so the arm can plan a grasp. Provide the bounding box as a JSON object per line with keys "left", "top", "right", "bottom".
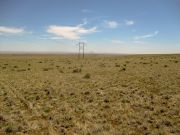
{"left": 0, "top": 54, "right": 179, "bottom": 135}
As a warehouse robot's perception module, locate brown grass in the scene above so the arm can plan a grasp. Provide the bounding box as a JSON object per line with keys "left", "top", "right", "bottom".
{"left": 0, "top": 54, "right": 179, "bottom": 135}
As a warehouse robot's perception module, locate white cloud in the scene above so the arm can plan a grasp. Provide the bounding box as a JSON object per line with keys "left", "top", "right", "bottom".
{"left": 133, "top": 40, "right": 145, "bottom": 44}
{"left": 111, "top": 40, "right": 125, "bottom": 44}
{"left": 39, "top": 34, "right": 63, "bottom": 40}
{"left": 47, "top": 24, "right": 97, "bottom": 40}
{"left": 77, "top": 18, "right": 88, "bottom": 27}
{"left": 105, "top": 21, "right": 119, "bottom": 28}
{"left": 82, "top": 9, "right": 93, "bottom": 13}
{"left": 105, "top": 20, "right": 135, "bottom": 28}
{"left": 125, "top": 20, "right": 135, "bottom": 26}
{"left": 49, "top": 36, "right": 63, "bottom": 40}
{"left": 134, "top": 31, "right": 159, "bottom": 40}
{"left": 0, "top": 26, "right": 24, "bottom": 34}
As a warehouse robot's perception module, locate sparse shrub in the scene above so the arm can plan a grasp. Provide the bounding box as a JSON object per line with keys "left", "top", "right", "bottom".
{"left": 5, "top": 125, "right": 19, "bottom": 133}
{"left": 155, "top": 124, "right": 160, "bottom": 129}
{"left": 164, "top": 65, "right": 168, "bottom": 67}
{"left": 43, "top": 68, "right": 53, "bottom": 71}
{"left": 88, "top": 98, "right": 93, "bottom": 103}
{"left": 84, "top": 91, "right": 90, "bottom": 95}
{"left": 36, "top": 95, "right": 40, "bottom": 100}
{"left": 0, "top": 115, "right": 5, "bottom": 122}
{"left": 58, "top": 127, "right": 65, "bottom": 134}
{"left": 72, "top": 68, "right": 81, "bottom": 73}
{"left": 48, "top": 116, "right": 53, "bottom": 120}
{"left": 120, "top": 67, "right": 126, "bottom": 71}
{"left": 121, "top": 84, "right": 127, "bottom": 87}
{"left": 59, "top": 69, "right": 64, "bottom": 73}
{"left": 104, "top": 98, "right": 110, "bottom": 103}
{"left": 5, "top": 126, "right": 13, "bottom": 133}
{"left": 70, "top": 92, "right": 75, "bottom": 96}
{"left": 14, "top": 66, "right": 18, "bottom": 68}
{"left": 44, "top": 107, "right": 50, "bottom": 113}
{"left": 104, "top": 105, "right": 110, "bottom": 109}
{"left": 38, "top": 61, "right": 42, "bottom": 63}
{"left": 163, "top": 120, "right": 172, "bottom": 127}
{"left": 115, "top": 64, "right": 120, "bottom": 67}
{"left": 45, "top": 90, "right": 50, "bottom": 95}
{"left": 17, "top": 69, "right": 26, "bottom": 72}
{"left": 163, "top": 95, "right": 170, "bottom": 100}
{"left": 99, "top": 63, "right": 106, "bottom": 67}
{"left": 121, "top": 99, "right": 130, "bottom": 103}
{"left": 83, "top": 73, "right": 91, "bottom": 79}
{"left": 63, "top": 115, "right": 72, "bottom": 121}
{"left": 160, "top": 109, "right": 165, "bottom": 113}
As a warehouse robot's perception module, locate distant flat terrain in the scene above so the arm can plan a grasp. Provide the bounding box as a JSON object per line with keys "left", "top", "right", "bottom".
{"left": 0, "top": 54, "right": 179, "bottom": 135}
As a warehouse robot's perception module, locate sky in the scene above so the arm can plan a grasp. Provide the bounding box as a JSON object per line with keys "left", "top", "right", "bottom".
{"left": 0, "top": 0, "right": 180, "bottom": 54}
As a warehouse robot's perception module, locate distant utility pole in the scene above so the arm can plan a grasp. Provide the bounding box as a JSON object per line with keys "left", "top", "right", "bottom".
{"left": 77, "top": 42, "right": 86, "bottom": 59}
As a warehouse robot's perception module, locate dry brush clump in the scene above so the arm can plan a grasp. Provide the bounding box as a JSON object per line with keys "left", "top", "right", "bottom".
{"left": 43, "top": 67, "right": 53, "bottom": 71}
{"left": 83, "top": 73, "right": 91, "bottom": 79}
{"left": 72, "top": 68, "right": 82, "bottom": 73}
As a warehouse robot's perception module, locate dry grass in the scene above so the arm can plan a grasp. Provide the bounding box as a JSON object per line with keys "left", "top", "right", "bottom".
{"left": 0, "top": 54, "right": 180, "bottom": 135}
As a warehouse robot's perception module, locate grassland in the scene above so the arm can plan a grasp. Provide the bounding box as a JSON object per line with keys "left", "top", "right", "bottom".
{"left": 0, "top": 54, "right": 179, "bottom": 135}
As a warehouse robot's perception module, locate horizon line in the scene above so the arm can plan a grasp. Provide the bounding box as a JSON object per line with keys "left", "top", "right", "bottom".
{"left": 0, "top": 51, "right": 179, "bottom": 55}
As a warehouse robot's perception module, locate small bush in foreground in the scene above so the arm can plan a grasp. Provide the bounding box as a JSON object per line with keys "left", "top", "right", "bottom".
{"left": 72, "top": 68, "right": 81, "bottom": 73}
{"left": 83, "top": 73, "right": 91, "bottom": 79}
{"left": 5, "top": 125, "right": 19, "bottom": 133}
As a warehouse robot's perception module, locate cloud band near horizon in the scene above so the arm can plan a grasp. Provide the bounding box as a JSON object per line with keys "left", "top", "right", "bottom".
{"left": 0, "top": 26, "right": 24, "bottom": 34}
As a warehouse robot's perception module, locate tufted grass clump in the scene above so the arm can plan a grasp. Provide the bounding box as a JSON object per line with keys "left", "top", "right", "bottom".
{"left": 43, "top": 68, "right": 53, "bottom": 71}
{"left": 83, "top": 73, "right": 91, "bottom": 79}
{"left": 72, "top": 68, "right": 81, "bottom": 73}
{"left": 115, "top": 63, "right": 120, "bottom": 67}
{"left": 5, "top": 125, "right": 19, "bottom": 133}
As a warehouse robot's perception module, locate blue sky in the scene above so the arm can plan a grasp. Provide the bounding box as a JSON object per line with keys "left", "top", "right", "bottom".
{"left": 0, "top": 0, "right": 180, "bottom": 53}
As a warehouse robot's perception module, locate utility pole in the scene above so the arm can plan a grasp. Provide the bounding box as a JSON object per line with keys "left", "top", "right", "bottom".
{"left": 78, "top": 42, "right": 81, "bottom": 59}
{"left": 82, "top": 42, "right": 85, "bottom": 59}
{"left": 77, "top": 42, "right": 86, "bottom": 59}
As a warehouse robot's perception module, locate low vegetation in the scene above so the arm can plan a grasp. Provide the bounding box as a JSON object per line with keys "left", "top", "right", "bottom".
{"left": 0, "top": 54, "right": 179, "bottom": 135}
{"left": 83, "top": 73, "right": 91, "bottom": 79}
